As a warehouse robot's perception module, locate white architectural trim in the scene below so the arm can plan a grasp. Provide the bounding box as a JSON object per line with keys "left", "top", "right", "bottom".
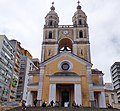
{"left": 49, "top": 84, "right": 56, "bottom": 104}
{"left": 43, "top": 30, "right": 46, "bottom": 40}
{"left": 93, "top": 85, "right": 104, "bottom": 91}
{"left": 99, "top": 92, "right": 106, "bottom": 108}
{"left": 54, "top": 44, "right": 58, "bottom": 55}
{"left": 56, "top": 29, "right": 58, "bottom": 41}
{"left": 74, "top": 84, "right": 82, "bottom": 106}
{"left": 73, "top": 44, "right": 77, "bottom": 55}
{"left": 87, "top": 44, "right": 91, "bottom": 62}
{"left": 58, "top": 60, "right": 73, "bottom": 71}
{"left": 87, "top": 66, "right": 95, "bottom": 104}
{"left": 73, "top": 28, "right": 76, "bottom": 41}
{"left": 37, "top": 66, "right": 44, "bottom": 106}
{"left": 26, "top": 91, "right": 32, "bottom": 106}
{"left": 41, "top": 45, "right": 45, "bottom": 62}
{"left": 27, "top": 86, "right": 38, "bottom": 91}
{"left": 50, "top": 76, "right": 81, "bottom": 83}
{"left": 41, "top": 51, "right": 92, "bottom": 67}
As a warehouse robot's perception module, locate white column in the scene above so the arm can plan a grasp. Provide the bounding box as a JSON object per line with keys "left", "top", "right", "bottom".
{"left": 73, "top": 28, "right": 76, "bottom": 41}
{"left": 74, "top": 84, "right": 82, "bottom": 106}
{"left": 49, "top": 84, "right": 56, "bottom": 104}
{"left": 54, "top": 44, "right": 58, "bottom": 55}
{"left": 56, "top": 29, "right": 58, "bottom": 41}
{"left": 26, "top": 91, "right": 32, "bottom": 106}
{"left": 87, "top": 66, "right": 95, "bottom": 107}
{"left": 37, "top": 66, "right": 44, "bottom": 106}
{"left": 87, "top": 44, "right": 91, "bottom": 62}
{"left": 73, "top": 44, "right": 77, "bottom": 55}
{"left": 99, "top": 92, "right": 106, "bottom": 108}
{"left": 73, "top": 28, "right": 77, "bottom": 55}
{"left": 41, "top": 45, "right": 45, "bottom": 62}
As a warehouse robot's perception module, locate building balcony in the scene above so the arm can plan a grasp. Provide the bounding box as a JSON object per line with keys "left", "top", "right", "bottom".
{"left": 93, "top": 84, "right": 105, "bottom": 91}
{"left": 28, "top": 70, "right": 40, "bottom": 76}
{"left": 27, "top": 82, "right": 38, "bottom": 91}
{"left": 44, "top": 24, "right": 88, "bottom": 28}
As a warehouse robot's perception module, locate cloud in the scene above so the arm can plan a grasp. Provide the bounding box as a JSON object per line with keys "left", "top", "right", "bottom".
{"left": 0, "top": 0, "right": 120, "bottom": 82}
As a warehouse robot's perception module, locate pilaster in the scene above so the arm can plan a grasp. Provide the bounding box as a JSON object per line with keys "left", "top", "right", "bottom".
{"left": 99, "top": 92, "right": 106, "bottom": 108}
{"left": 26, "top": 91, "right": 32, "bottom": 106}
{"left": 87, "top": 66, "right": 95, "bottom": 107}
{"left": 74, "top": 84, "right": 82, "bottom": 106}
{"left": 37, "top": 66, "right": 44, "bottom": 106}
{"left": 49, "top": 83, "right": 56, "bottom": 104}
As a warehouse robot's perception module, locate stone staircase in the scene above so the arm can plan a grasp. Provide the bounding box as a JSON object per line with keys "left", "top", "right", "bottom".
{"left": 5, "top": 107, "right": 120, "bottom": 111}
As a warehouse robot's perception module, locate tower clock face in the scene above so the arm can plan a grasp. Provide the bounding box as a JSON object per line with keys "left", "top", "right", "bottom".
{"left": 63, "top": 30, "right": 69, "bottom": 35}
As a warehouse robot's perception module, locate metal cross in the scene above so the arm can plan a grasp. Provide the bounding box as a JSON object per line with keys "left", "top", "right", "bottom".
{"left": 52, "top": 2, "right": 54, "bottom": 6}
{"left": 77, "top": 0, "right": 80, "bottom": 5}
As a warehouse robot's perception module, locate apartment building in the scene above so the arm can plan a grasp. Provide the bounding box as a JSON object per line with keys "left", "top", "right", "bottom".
{"left": 9, "top": 40, "right": 22, "bottom": 101}
{"left": 16, "top": 56, "right": 39, "bottom": 102}
{"left": 0, "top": 35, "right": 15, "bottom": 102}
{"left": 111, "top": 62, "right": 120, "bottom": 103}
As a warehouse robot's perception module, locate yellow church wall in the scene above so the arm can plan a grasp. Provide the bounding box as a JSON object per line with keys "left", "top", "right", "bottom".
{"left": 45, "top": 29, "right": 56, "bottom": 39}
{"left": 33, "top": 75, "right": 39, "bottom": 83}
{"left": 92, "top": 75, "right": 100, "bottom": 85}
{"left": 44, "top": 46, "right": 55, "bottom": 60}
{"left": 77, "top": 44, "right": 87, "bottom": 60}
{"left": 45, "top": 55, "right": 87, "bottom": 76}
{"left": 58, "top": 29, "right": 74, "bottom": 41}
{"left": 42, "top": 55, "right": 90, "bottom": 106}
{"left": 81, "top": 76, "right": 90, "bottom": 106}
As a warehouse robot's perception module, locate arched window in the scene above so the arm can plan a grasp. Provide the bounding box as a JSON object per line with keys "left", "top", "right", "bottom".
{"left": 58, "top": 38, "right": 72, "bottom": 53}
{"left": 48, "top": 50, "right": 51, "bottom": 56}
{"left": 48, "top": 31, "right": 52, "bottom": 39}
{"left": 79, "top": 31, "right": 83, "bottom": 38}
{"left": 75, "top": 21, "right": 77, "bottom": 25}
{"left": 49, "top": 21, "right": 53, "bottom": 26}
{"left": 81, "top": 49, "right": 83, "bottom": 56}
{"left": 54, "top": 21, "right": 56, "bottom": 26}
{"left": 79, "top": 19, "right": 82, "bottom": 25}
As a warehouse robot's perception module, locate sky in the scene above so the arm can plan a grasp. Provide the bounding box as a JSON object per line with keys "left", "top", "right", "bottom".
{"left": 0, "top": 0, "right": 120, "bottom": 83}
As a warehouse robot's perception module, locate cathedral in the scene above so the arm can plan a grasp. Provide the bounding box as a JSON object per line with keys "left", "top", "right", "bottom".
{"left": 27, "top": 1, "right": 106, "bottom": 108}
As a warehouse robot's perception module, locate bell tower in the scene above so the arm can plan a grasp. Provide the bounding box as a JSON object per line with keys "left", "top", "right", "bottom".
{"left": 72, "top": 1, "right": 91, "bottom": 62}
{"left": 41, "top": 2, "right": 59, "bottom": 62}
{"left": 41, "top": 1, "right": 91, "bottom": 63}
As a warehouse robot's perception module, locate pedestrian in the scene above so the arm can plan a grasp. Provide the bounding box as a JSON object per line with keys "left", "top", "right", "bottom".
{"left": 34, "top": 99, "right": 37, "bottom": 107}
{"left": 42, "top": 101, "right": 46, "bottom": 107}
{"left": 72, "top": 101, "right": 76, "bottom": 108}
{"left": 22, "top": 101, "right": 26, "bottom": 111}
{"left": 50, "top": 100, "right": 55, "bottom": 107}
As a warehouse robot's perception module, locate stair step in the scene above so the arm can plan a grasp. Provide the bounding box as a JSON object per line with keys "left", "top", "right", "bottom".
{"left": 6, "top": 107, "right": 120, "bottom": 111}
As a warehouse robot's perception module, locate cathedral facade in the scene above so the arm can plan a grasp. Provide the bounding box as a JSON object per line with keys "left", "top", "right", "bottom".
{"left": 27, "top": 2, "right": 106, "bottom": 108}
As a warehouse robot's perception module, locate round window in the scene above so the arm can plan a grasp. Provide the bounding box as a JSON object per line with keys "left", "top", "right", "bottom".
{"left": 61, "top": 63, "right": 70, "bottom": 71}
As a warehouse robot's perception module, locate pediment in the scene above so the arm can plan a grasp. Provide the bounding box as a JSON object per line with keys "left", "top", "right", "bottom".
{"left": 40, "top": 51, "right": 92, "bottom": 67}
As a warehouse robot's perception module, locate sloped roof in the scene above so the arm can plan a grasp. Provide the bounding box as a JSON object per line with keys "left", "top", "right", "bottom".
{"left": 40, "top": 51, "right": 92, "bottom": 67}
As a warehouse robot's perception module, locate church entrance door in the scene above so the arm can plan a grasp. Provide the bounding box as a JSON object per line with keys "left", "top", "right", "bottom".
{"left": 61, "top": 90, "right": 69, "bottom": 107}
{"left": 56, "top": 84, "right": 74, "bottom": 107}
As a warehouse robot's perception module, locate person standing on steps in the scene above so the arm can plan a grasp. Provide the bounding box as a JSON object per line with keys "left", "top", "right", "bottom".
{"left": 50, "top": 100, "right": 55, "bottom": 107}
{"left": 22, "top": 101, "right": 26, "bottom": 111}
{"left": 33, "top": 99, "right": 37, "bottom": 107}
